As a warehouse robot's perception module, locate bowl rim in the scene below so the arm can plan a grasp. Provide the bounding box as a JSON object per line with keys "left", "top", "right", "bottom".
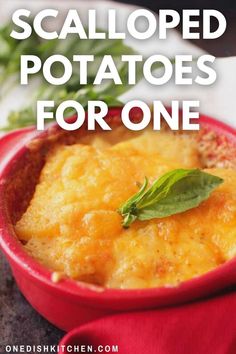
{"left": 1, "top": 108, "right": 236, "bottom": 305}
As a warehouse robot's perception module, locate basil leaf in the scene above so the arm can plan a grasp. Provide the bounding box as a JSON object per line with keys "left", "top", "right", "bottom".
{"left": 119, "top": 177, "right": 148, "bottom": 216}
{"left": 118, "top": 169, "right": 224, "bottom": 228}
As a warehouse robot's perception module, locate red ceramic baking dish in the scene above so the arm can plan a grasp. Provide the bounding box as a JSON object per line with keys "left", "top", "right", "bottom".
{"left": 1, "top": 107, "right": 236, "bottom": 331}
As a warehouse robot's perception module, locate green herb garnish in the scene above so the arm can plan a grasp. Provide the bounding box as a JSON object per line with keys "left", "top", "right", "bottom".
{"left": 0, "top": 19, "right": 171, "bottom": 131}
{"left": 0, "top": 21, "right": 144, "bottom": 131}
{"left": 118, "top": 168, "right": 224, "bottom": 228}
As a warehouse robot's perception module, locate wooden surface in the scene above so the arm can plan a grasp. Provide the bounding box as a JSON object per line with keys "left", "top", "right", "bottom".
{"left": 0, "top": 1, "right": 236, "bottom": 352}
{"left": 0, "top": 256, "right": 63, "bottom": 351}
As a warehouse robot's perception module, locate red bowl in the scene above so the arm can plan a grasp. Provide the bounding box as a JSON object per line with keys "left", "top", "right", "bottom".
{"left": 1, "top": 107, "right": 236, "bottom": 332}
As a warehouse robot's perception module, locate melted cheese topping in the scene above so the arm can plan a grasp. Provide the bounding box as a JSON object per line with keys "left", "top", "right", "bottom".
{"left": 15, "top": 129, "right": 236, "bottom": 289}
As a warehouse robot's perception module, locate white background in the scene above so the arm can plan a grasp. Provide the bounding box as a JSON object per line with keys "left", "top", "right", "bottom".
{"left": 0, "top": 0, "right": 235, "bottom": 128}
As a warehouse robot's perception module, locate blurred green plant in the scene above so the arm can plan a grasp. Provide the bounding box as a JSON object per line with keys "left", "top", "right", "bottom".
{"left": 0, "top": 21, "right": 143, "bottom": 131}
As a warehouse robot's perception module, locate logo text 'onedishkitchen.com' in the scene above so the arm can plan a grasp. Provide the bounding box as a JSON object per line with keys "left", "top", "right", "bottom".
{"left": 4, "top": 344, "right": 119, "bottom": 353}
{"left": 11, "top": 9, "right": 227, "bottom": 131}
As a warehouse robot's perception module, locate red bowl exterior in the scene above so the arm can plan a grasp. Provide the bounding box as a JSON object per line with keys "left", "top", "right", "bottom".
{"left": 1, "top": 108, "right": 236, "bottom": 331}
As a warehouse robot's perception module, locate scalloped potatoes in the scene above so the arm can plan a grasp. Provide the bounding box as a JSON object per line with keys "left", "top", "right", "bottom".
{"left": 15, "top": 129, "right": 236, "bottom": 288}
